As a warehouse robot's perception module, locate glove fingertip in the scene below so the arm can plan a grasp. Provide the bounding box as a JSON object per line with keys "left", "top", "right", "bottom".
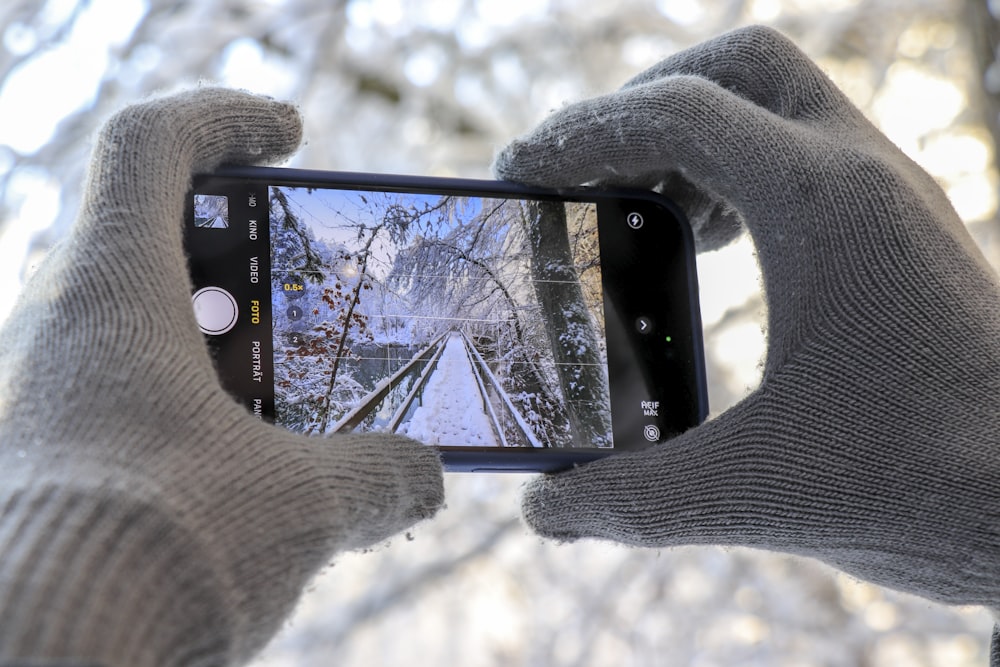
{"left": 520, "top": 475, "right": 587, "bottom": 542}
{"left": 344, "top": 432, "right": 446, "bottom": 521}
{"left": 401, "top": 442, "right": 446, "bottom": 519}
{"left": 209, "top": 88, "right": 303, "bottom": 166}
{"left": 491, "top": 137, "right": 549, "bottom": 184}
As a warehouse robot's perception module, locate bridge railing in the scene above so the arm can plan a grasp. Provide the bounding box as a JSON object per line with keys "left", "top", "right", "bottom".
{"left": 330, "top": 331, "right": 448, "bottom": 433}
{"left": 331, "top": 329, "right": 542, "bottom": 449}
{"left": 460, "top": 331, "right": 543, "bottom": 448}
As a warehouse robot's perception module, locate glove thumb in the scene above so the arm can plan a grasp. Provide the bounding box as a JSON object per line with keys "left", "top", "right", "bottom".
{"left": 521, "top": 395, "right": 774, "bottom": 547}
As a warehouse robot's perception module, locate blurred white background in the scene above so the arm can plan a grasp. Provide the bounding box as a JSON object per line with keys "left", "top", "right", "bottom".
{"left": 1, "top": 0, "right": 998, "bottom": 665}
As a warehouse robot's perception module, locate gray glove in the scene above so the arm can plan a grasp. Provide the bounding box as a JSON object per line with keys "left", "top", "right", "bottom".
{"left": 0, "top": 89, "right": 443, "bottom": 666}
{"left": 495, "top": 24, "right": 1000, "bottom": 643}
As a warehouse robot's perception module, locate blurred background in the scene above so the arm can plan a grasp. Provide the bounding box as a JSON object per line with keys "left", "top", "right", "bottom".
{"left": 2, "top": 0, "right": 998, "bottom": 665}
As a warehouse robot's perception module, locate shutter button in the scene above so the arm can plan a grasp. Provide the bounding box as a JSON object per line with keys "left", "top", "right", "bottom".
{"left": 192, "top": 287, "right": 239, "bottom": 335}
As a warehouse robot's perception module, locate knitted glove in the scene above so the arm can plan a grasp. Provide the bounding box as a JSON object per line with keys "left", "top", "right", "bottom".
{"left": 495, "top": 24, "right": 1000, "bottom": 643}
{"left": 0, "top": 89, "right": 443, "bottom": 667}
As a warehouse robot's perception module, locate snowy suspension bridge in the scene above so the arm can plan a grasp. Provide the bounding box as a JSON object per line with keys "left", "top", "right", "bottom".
{"left": 331, "top": 331, "right": 543, "bottom": 448}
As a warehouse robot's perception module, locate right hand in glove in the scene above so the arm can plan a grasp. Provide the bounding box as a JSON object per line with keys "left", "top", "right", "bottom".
{"left": 495, "top": 25, "right": 1000, "bottom": 618}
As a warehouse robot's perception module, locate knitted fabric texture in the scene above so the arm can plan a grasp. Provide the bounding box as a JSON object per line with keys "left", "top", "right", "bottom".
{"left": 495, "top": 25, "right": 1000, "bottom": 658}
{"left": 0, "top": 89, "right": 444, "bottom": 667}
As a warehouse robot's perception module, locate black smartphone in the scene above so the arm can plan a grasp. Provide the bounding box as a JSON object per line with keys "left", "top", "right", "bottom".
{"left": 185, "top": 166, "right": 707, "bottom": 472}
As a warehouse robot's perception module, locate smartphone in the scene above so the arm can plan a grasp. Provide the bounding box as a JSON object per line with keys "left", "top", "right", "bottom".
{"left": 185, "top": 166, "right": 707, "bottom": 472}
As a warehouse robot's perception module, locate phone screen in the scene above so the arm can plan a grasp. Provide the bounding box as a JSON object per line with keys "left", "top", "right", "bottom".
{"left": 186, "top": 167, "right": 706, "bottom": 471}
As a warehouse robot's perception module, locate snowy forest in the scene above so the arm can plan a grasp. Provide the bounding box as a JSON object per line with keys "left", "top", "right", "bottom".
{"left": 3, "top": 0, "right": 1000, "bottom": 665}
{"left": 268, "top": 185, "right": 611, "bottom": 448}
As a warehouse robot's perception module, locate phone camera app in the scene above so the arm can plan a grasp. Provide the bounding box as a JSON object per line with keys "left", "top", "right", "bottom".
{"left": 267, "top": 186, "right": 613, "bottom": 450}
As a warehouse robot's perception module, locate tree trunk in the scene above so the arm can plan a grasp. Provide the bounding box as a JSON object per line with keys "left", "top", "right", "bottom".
{"left": 965, "top": 0, "right": 1000, "bottom": 232}
{"left": 523, "top": 200, "right": 611, "bottom": 447}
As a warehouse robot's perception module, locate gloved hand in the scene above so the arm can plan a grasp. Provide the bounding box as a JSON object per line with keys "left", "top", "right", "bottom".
{"left": 496, "top": 24, "right": 1000, "bottom": 630}
{"left": 0, "top": 89, "right": 443, "bottom": 666}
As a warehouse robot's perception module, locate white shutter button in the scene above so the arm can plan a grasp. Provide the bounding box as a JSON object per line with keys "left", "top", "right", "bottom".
{"left": 192, "top": 287, "right": 239, "bottom": 335}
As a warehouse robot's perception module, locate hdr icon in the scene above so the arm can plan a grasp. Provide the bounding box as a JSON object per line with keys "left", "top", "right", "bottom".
{"left": 641, "top": 400, "right": 659, "bottom": 416}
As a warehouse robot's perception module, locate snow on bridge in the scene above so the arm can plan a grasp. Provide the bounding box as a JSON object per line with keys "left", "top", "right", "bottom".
{"left": 332, "top": 330, "right": 541, "bottom": 448}
{"left": 398, "top": 332, "right": 499, "bottom": 447}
